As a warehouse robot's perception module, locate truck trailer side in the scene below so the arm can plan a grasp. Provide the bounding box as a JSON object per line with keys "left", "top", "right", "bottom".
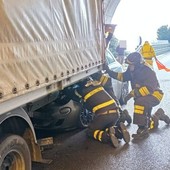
{"left": 0, "top": 0, "right": 105, "bottom": 169}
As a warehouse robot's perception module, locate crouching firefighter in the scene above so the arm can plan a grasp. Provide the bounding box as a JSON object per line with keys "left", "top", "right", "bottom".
{"left": 91, "top": 71, "right": 132, "bottom": 126}
{"left": 104, "top": 51, "right": 168, "bottom": 139}
{"left": 75, "top": 78, "right": 130, "bottom": 147}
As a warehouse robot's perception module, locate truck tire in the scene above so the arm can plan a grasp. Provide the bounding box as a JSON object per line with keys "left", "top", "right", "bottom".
{"left": 0, "top": 134, "right": 31, "bottom": 170}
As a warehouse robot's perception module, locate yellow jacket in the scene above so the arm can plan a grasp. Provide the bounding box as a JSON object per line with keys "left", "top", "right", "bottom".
{"left": 140, "top": 41, "right": 156, "bottom": 66}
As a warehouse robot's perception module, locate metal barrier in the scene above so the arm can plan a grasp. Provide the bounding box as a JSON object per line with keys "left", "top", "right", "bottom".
{"left": 151, "top": 41, "right": 170, "bottom": 56}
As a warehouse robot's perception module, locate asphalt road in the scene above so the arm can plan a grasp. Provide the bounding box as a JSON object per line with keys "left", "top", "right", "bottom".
{"left": 33, "top": 52, "right": 170, "bottom": 170}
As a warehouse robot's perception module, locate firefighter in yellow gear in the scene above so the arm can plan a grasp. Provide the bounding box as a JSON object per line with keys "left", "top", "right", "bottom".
{"left": 104, "top": 52, "right": 169, "bottom": 139}
{"left": 75, "top": 78, "right": 130, "bottom": 147}
{"left": 140, "top": 41, "right": 157, "bottom": 67}
{"left": 91, "top": 71, "right": 132, "bottom": 125}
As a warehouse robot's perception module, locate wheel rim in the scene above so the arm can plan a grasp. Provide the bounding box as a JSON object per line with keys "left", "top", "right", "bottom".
{"left": 80, "top": 109, "right": 93, "bottom": 127}
{"left": 2, "top": 150, "right": 25, "bottom": 170}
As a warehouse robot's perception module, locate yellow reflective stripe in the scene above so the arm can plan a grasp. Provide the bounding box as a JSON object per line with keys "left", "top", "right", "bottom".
{"left": 134, "top": 105, "right": 144, "bottom": 110}
{"left": 92, "top": 99, "right": 115, "bottom": 113}
{"left": 150, "top": 120, "right": 154, "bottom": 129}
{"left": 100, "top": 75, "right": 108, "bottom": 86}
{"left": 139, "top": 86, "right": 150, "bottom": 96}
{"left": 152, "top": 91, "right": 163, "bottom": 101}
{"left": 134, "top": 109, "right": 144, "bottom": 114}
{"left": 93, "top": 130, "right": 100, "bottom": 139}
{"left": 98, "top": 131, "right": 104, "bottom": 141}
{"left": 134, "top": 105, "right": 144, "bottom": 114}
{"left": 84, "top": 87, "right": 104, "bottom": 102}
{"left": 100, "top": 75, "right": 105, "bottom": 84}
{"left": 117, "top": 73, "right": 123, "bottom": 81}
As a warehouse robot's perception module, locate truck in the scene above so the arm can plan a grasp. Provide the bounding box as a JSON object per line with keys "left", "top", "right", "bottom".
{"left": 0, "top": 0, "right": 106, "bottom": 169}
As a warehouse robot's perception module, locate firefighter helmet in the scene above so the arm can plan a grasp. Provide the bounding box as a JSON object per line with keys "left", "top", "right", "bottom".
{"left": 125, "top": 52, "right": 143, "bottom": 65}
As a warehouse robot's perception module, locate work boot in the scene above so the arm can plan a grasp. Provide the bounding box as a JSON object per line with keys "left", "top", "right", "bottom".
{"left": 154, "top": 108, "right": 170, "bottom": 125}
{"left": 149, "top": 115, "right": 159, "bottom": 130}
{"left": 108, "top": 126, "right": 119, "bottom": 148}
{"left": 122, "top": 109, "right": 132, "bottom": 125}
{"left": 118, "top": 109, "right": 132, "bottom": 125}
{"left": 119, "top": 122, "right": 130, "bottom": 143}
{"left": 132, "top": 126, "right": 149, "bottom": 139}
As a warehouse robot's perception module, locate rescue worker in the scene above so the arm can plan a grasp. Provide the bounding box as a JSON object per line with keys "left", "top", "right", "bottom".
{"left": 140, "top": 41, "right": 157, "bottom": 67}
{"left": 75, "top": 78, "right": 130, "bottom": 147}
{"left": 91, "top": 71, "right": 132, "bottom": 125}
{"left": 104, "top": 52, "right": 170, "bottom": 139}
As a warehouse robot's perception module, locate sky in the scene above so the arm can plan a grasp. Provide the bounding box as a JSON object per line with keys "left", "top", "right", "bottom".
{"left": 112, "top": 0, "right": 170, "bottom": 51}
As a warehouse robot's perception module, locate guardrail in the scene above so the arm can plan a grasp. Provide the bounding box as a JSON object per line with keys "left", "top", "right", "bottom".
{"left": 151, "top": 41, "right": 170, "bottom": 56}
{"left": 135, "top": 41, "right": 170, "bottom": 56}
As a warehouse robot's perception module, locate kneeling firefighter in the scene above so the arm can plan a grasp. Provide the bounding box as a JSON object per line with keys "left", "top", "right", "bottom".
{"left": 75, "top": 78, "right": 130, "bottom": 147}
{"left": 104, "top": 52, "right": 170, "bottom": 139}
{"left": 91, "top": 71, "right": 132, "bottom": 126}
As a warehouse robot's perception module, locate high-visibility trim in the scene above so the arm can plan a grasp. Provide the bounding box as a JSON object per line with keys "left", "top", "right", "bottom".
{"left": 152, "top": 91, "right": 163, "bottom": 101}
{"left": 134, "top": 105, "right": 144, "bottom": 114}
{"left": 134, "top": 109, "right": 144, "bottom": 114}
{"left": 94, "top": 130, "right": 100, "bottom": 139}
{"left": 99, "top": 109, "right": 117, "bottom": 115}
{"left": 149, "top": 120, "right": 154, "bottom": 129}
{"left": 98, "top": 131, "right": 104, "bottom": 141}
{"left": 100, "top": 75, "right": 108, "bottom": 86}
{"left": 92, "top": 99, "right": 115, "bottom": 113}
{"left": 117, "top": 73, "right": 123, "bottom": 81}
{"left": 84, "top": 87, "right": 104, "bottom": 102}
{"left": 139, "top": 86, "right": 150, "bottom": 96}
{"left": 134, "top": 105, "right": 144, "bottom": 110}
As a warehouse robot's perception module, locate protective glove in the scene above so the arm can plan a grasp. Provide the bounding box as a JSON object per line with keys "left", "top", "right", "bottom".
{"left": 103, "top": 63, "right": 111, "bottom": 73}
{"left": 124, "top": 90, "right": 135, "bottom": 104}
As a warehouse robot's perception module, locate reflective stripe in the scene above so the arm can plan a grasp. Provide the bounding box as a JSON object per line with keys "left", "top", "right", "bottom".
{"left": 92, "top": 99, "right": 115, "bottom": 113}
{"left": 134, "top": 109, "right": 144, "bottom": 114}
{"left": 139, "top": 86, "right": 150, "bottom": 96}
{"left": 152, "top": 91, "right": 163, "bottom": 101}
{"left": 99, "top": 109, "right": 117, "bottom": 115}
{"left": 134, "top": 105, "right": 144, "bottom": 114}
{"left": 150, "top": 120, "right": 154, "bottom": 129}
{"left": 117, "top": 73, "right": 123, "bottom": 81}
{"left": 84, "top": 87, "right": 104, "bottom": 102}
{"left": 100, "top": 75, "right": 108, "bottom": 86}
{"left": 135, "top": 105, "right": 144, "bottom": 110}
{"left": 98, "top": 131, "right": 104, "bottom": 141}
{"left": 94, "top": 130, "right": 100, "bottom": 139}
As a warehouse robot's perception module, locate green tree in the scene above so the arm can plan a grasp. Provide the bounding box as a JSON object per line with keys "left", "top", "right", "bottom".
{"left": 157, "top": 25, "right": 170, "bottom": 43}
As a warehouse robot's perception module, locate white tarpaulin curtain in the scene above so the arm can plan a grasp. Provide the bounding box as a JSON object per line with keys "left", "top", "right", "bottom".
{"left": 0, "top": 0, "right": 104, "bottom": 102}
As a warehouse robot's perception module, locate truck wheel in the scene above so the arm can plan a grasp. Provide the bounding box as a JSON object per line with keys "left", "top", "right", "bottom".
{"left": 0, "top": 134, "right": 31, "bottom": 170}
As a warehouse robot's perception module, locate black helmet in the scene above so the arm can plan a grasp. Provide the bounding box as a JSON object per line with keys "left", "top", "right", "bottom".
{"left": 125, "top": 52, "right": 143, "bottom": 65}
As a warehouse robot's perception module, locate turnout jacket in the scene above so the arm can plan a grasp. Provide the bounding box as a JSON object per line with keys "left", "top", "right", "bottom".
{"left": 76, "top": 81, "right": 118, "bottom": 115}
{"left": 106, "top": 63, "right": 163, "bottom": 101}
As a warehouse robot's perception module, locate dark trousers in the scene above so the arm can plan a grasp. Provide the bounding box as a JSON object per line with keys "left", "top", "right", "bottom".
{"left": 133, "top": 95, "right": 160, "bottom": 127}
{"left": 87, "top": 113, "right": 119, "bottom": 143}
